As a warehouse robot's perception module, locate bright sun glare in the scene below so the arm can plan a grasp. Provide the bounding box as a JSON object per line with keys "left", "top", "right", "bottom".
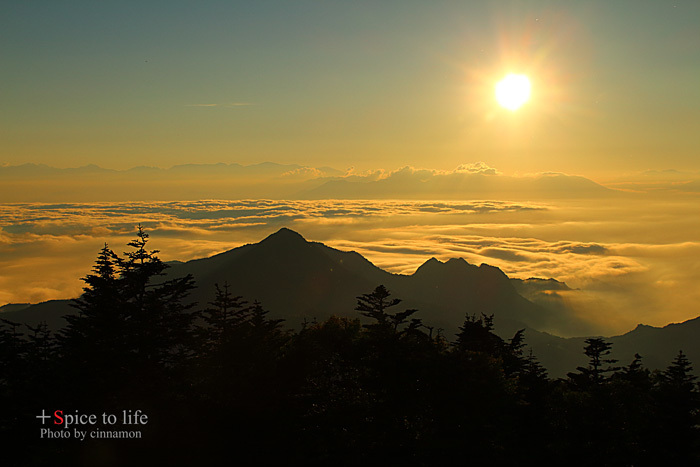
{"left": 495, "top": 73, "right": 531, "bottom": 111}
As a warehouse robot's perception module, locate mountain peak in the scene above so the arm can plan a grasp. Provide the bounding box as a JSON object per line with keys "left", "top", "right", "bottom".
{"left": 413, "top": 257, "right": 481, "bottom": 277}
{"left": 478, "top": 263, "right": 509, "bottom": 279}
{"left": 260, "top": 227, "right": 308, "bottom": 245}
{"left": 413, "top": 257, "right": 443, "bottom": 275}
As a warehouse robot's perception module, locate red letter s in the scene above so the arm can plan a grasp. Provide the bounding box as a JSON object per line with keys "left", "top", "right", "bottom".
{"left": 54, "top": 410, "right": 63, "bottom": 426}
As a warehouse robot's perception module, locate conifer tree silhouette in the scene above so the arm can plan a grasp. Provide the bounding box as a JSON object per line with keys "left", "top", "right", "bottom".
{"left": 355, "top": 285, "right": 417, "bottom": 335}
{"left": 455, "top": 313, "right": 504, "bottom": 355}
{"left": 520, "top": 348, "right": 549, "bottom": 395}
{"left": 249, "top": 300, "right": 285, "bottom": 336}
{"left": 25, "top": 321, "right": 54, "bottom": 365}
{"left": 0, "top": 318, "right": 25, "bottom": 374}
{"left": 0, "top": 319, "right": 26, "bottom": 398}
{"left": 62, "top": 243, "right": 128, "bottom": 376}
{"left": 6, "top": 229, "right": 700, "bottom": 465}
{"left": 120, "top": 224, "right": 197, "bottom": 369}
{"left": 662, "top": 350, "right": 698, "bottom": 392}
{"left": 58, "top": 226, "right": 197, "bottom": 409}
{"left": 653, "top": 351, "right": 700, "bottom": 464}
{"left": 202, "top": 282, "right": 250, "bottom": 343}
{"left": 617, "top": 353, "right": 652, "bottom": 389}
{"left": 503, "top": 328, "right": 528, "bottom": 377}
{"left": 569, "top": 337, "right": 620, "bottom": 386}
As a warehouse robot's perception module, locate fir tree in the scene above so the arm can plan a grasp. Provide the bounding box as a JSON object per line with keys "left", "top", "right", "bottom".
{"left": 618, "top": 353, "right": 652, "bottom": 389}
{"left": 455, "top": 313, "right": 504, "bottom": 356}
{"left": 120, "top": 225, "right": 197, "bottom": 369}
{"left": 522, "top": 348, "right": 548, "bottom": 388}
{"left": 0, "top": 319, "right": 26, "bottom": 389}
{"left": 355, "top": 285, "right": 418, "bottom": 336}
{"left": 202, "top": 282, "right": 249, "bottom": 340}
{"left": 568, "top": 337, "right": 619, "bottom": 387}
{"left": 62, "top": 243, "right": 127, "bottom": 373}
{"left": 652, "top": 351, "right": 700, "bottom": 464}
{"left": 661, "top": 351, "right": 698, "bottom": 392}
{"left": 25, "top": 321, "right": 54, "bottom": 365}
{"left": 503, "top": 328, "right": 528, "bottom": 377}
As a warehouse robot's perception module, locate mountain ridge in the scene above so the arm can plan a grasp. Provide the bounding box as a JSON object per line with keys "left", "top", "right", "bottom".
{"left": 3, "top": 227, "right": 699, "bottom": 377}
{"left": 298, "top": 171, "right": 619, "bottom": 200}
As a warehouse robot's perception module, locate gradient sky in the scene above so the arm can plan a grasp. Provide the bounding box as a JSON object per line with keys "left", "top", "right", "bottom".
{"left": 2, "top": 1, "right": 699, "bottom": 178}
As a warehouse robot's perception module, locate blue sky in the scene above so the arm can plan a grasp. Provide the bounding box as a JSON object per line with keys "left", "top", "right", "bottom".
{"left": 2, "top": 1, "right": 699, "bottom": 175}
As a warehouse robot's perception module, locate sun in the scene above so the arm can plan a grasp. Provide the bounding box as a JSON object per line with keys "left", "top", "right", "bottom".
{"left": 495, "top": 73, "right": 531, "bottom": 111}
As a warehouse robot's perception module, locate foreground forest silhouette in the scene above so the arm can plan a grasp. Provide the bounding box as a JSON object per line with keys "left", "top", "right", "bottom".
{"left": 1, "top": 227, "right": 699, "bottom": 466}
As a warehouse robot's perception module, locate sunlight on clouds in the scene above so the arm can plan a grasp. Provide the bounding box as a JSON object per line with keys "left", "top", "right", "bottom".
{"left": 1, "top": 197, "right": 699, "bottom": 336}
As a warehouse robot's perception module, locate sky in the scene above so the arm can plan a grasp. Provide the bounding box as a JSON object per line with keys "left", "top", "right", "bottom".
{"left": 1, "top": 2, "right": 700, "bottom": 337}
{"left": 2, "top": 1, "right": 699, "bottom": 178}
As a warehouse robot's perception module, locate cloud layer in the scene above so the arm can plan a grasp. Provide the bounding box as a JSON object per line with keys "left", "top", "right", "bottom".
{"left": 2, "top": 196, "right": 699, "bottom": 337}
{"left": 3, "top": 162, "right": 700, "bottom": 203}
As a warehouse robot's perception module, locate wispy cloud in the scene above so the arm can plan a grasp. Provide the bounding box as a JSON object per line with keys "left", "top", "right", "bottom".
{"left": 185, "top": 102, "right": 256, "bottom": 107}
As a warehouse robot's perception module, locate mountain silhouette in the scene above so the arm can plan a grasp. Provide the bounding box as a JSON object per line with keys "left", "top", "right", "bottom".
{"left": 524, "top": 317, "right": 700, "bottom": 377}
{"left": 168, "top": 228, "right": 384, "bottom": 326}
{"left": 2, "top": 228, "right": 554, "bottom": 335}
{"left": 0, "top": 300, "right": 74, "bottom": 330}
{"left": 299, "top": 171, "right": 618, "bottom": 200}
{"left": 162, "top": 228, "right": 560, "bottom": 337}
{"left": 4, "top": 227, "right": 700, "bottom": 376}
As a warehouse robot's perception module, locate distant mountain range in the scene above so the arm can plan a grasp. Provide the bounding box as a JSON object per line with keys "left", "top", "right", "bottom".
{"left": 2, "top": 228, "right": 697, "bottom": 377}
{"left": 299, "top": 171, "right": 618, "bottom": 200}
{"left": 0, "top": 162, "right": 341, "bottom": 201}
{"left": 5, "top": 162, "right": 700, "bottom": 202}
{"left": 0, "top": 162, "right": 344, "bottom": 179}
{"left": 0, "top": 162, "right": 630, "bottom": 202}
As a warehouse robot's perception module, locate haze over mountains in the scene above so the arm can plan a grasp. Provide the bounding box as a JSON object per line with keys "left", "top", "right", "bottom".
{"left": 0, "top": 162, "right": 339, "bottom": 201}
{"left": 5, "top": 161, "right": 699, "bottom": 204}
{"left": 3, "top": 227, "right": 698, "bottom": 377}
{"left": 300, "top": 168, "right": 616, "bottom": 200}
{"left": 0, "top": 161, "right": 641, "bottom": 202}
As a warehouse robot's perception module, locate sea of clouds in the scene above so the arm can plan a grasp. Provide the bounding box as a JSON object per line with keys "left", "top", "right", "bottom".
{"left": 2, "top": 197, "right": 699, "bottom": 336}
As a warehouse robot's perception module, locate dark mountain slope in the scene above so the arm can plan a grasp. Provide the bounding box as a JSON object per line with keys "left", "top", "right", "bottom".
{"left": 0, "top": 300, "right": 74, "bottom": 330}
{"left": 6, "top": 228, "right": 699, "bottom": 377}
{"left": 168, "top": 228, "right": 382, "bottom": 325}
{"left": 164, "top": 229, "right": 557, "bottom": 336}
